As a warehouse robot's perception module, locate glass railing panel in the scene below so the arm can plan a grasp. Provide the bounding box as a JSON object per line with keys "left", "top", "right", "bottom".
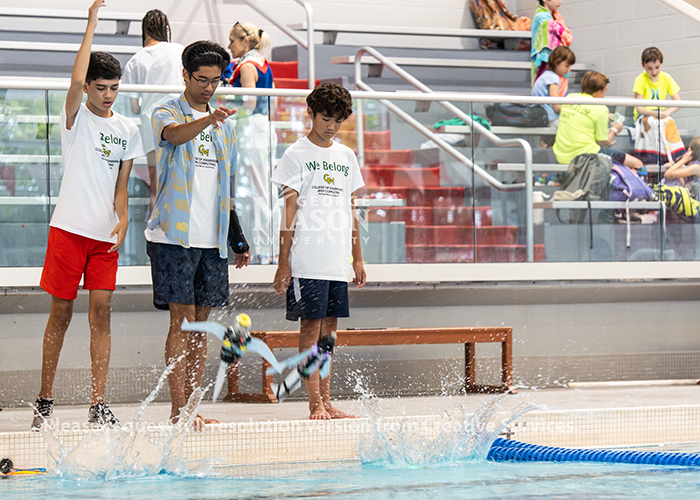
{"left": 222, "top": 94, "right": 276, "bottom": 266}
{"left": 0, "top": 89, "right": 51, "bottom": 266}
{"left": 464, "top": 101, "right": 532, "bottom": 263}
{"left": 351, "top": 98, "right": 476, "bottom": 264}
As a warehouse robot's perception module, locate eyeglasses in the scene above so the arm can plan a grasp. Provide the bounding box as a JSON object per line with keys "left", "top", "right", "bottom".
{"left": 234, "top": 21, "right": 251, "bottom": 38}
{"left": 187, "top": 72, "right": 221, "bottom": 88}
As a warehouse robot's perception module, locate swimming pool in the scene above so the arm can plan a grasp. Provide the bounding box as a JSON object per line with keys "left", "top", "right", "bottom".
{"left": 4, "top": 391, "right": 700, "bottom": 499}
{"left": 4, "top": 459, "right": 700, "bottom": 499}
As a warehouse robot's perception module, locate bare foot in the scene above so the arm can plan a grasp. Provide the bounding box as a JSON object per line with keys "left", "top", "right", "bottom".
{"left": 309, "top": 407, "right": 331, "bottom": 420}
{"left": 169, "top": 413, "right": 217, "bottom": 431}
{"left": 196, "top": 413, "right": 220, "bottom": 425}
{"left": 326, "top": 405, "right": 358, "bottom": 419}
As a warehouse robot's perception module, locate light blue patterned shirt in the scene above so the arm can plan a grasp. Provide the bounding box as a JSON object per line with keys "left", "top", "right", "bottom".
{"left": 150, "top": 94, "right": 237, "bottom": 258}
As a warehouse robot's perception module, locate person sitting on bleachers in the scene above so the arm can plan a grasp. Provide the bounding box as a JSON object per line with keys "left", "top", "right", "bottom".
{"left": 531, "top": 45, "right": 575, "bottom": 127}
{"left": 633, "top": 47, "right": 686, "bottom": 165}
{"left": 553, "top": 71, "right": 643, "bottom": 169}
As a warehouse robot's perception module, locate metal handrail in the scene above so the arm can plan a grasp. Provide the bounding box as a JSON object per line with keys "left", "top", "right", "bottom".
{"left": 241, "top": 0, "right": 315, "bottom": 89}
{"left": 351, "top": 46, "right": 534, "bottom": 262}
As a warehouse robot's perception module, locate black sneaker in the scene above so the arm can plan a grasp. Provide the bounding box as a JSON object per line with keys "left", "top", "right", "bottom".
{"left": 87, "top": 402, "right": 120, "bottom": 428}
{"left": 31, "top": 397, "right": 54, "bottom": 431}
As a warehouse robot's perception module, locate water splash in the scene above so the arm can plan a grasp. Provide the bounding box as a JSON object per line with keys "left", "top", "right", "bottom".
{"left": 359, "top": 394, "right": 539, "bottom": 467}
{"left": 40, "top": 360, "right": 211, "bottom": 480}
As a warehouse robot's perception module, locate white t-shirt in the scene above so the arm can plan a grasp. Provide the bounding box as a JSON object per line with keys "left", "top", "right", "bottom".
{"left": 188, "top": 109, "right": 219, "bottom": 248}
{"left": 145, "top": 109, "right": 219, "bottom": 247}
{"left": 271, "top": 137, "right": 364, "bottom": 282}
{"left": 51, "top": 103, "right": 144, "bottom": 243}
{"left": 121, "top": 42, "right": 184, "bottom": 153}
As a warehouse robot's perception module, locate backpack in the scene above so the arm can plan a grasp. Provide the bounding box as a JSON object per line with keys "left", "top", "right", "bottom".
{"left": 554, "top": 153, "right": 613, "bottom": 224}
{"left": 609, "top": 164, "right": 655, "bottom": 202}
{"left": 468, "top": 0, "right": 531, "bottom": 50}
{"left": 469, "top": 0, "right": 518, "bottom": 30}
{"left": 484, "top": 103, "right": 549, "bottom": 127}
{"left": 654, "top": 184, "right": 699, "bottom": 218}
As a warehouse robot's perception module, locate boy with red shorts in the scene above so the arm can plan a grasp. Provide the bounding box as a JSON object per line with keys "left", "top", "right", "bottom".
{"left": 32, "top": 0, "right": 144, "bottom": 429}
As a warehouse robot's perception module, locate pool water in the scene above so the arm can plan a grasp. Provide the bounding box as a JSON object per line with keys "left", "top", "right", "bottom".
{"left": 3, "top": 460, "right": 700, "bottom": 499}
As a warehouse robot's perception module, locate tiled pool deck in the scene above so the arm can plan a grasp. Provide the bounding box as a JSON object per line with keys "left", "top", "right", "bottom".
{"left": 2, "top": 385, "right": 700, "bottom": 469}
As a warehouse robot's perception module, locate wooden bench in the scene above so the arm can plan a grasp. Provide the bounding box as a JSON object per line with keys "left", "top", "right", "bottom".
{"left": 223, "top": 326, "right": 514, "bottom": 403}
{"left": 289, "top": 22, "right": 530, "bottom": 45}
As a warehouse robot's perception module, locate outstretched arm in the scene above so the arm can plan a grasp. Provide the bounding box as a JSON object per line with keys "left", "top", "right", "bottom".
{"left": 161, "top": 106, "right": 236, "bottom": 146}
{"left": 66, "top": 0, "right": 104, "bottom": 130}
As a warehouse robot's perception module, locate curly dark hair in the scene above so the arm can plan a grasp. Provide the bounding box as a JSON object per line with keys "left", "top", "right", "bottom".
{"left": 182, "top": 40, "right": 230, "bottom": 75}
{"left": 142, "top": 9, "right": 171, "bottom": 46}
{"left": 86, "top": 52, "right": 122, "bottom": 83}
{"left": 306, "top": 82, "right": 353, "bottom": 120}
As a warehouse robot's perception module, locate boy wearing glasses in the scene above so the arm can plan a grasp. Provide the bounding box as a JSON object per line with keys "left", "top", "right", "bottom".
{"left": 148, "top": 40, "right": 250, "bottom": 429}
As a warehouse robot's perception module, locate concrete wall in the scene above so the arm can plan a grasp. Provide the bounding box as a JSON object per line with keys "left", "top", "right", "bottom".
{"left": 3, "top": 282, "right": 700, "bottom": 407}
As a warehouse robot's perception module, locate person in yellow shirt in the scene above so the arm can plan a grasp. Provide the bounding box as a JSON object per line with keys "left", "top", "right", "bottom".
{"left": 554, "top": 71, "right": 643, "bottom": 169}
{"left": 633, "top": 47, "right": 680, "bottom": 121}
{"left": 633, "top": 47, "right": 686, "bottom": 165}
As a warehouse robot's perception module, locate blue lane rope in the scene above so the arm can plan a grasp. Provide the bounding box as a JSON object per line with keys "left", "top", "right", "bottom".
{"left": 487, "top": 438, "right": 700, "bottom": 466}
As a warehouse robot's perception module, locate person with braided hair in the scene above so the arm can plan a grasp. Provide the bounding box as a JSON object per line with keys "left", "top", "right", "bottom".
{"left": 224, "top": 21, "right": 275, "bottom": 264}
{"left": 121, "top": 9, "right": 184, "bottom": 210}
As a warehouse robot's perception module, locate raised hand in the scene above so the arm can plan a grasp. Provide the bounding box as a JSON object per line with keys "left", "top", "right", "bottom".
{"left": 88, "top": 0, "right": 106, "bottom": 27}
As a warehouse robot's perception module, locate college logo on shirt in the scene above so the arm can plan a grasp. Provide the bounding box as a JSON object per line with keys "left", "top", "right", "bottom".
{"left": 305, "top": 160, "right": 350, "bottom": 177}
{"left": 198, "top": 144, "right": 210, "bottom": 156}
{"left": 323, "top": 173, "right": 334, "bottom": 185}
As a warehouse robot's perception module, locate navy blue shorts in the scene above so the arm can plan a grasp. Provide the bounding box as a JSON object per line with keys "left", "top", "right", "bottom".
{"left": 598, "top": 147, "right": 627, "bottom": 165}
{"left": 147, "top": 241, "right": 229, "bottom": 311}
{"left": 286, "top": 278, "right": 349, "bottom": 321}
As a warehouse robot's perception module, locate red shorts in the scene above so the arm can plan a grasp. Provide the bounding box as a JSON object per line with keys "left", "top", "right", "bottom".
{"left": 40, "top": 227, "right": 119, "bottom": 301}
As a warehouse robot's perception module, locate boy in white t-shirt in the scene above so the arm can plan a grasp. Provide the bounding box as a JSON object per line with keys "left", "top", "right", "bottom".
{"left": 272, "top": 82, "right": 366, "bottom": 420}
{"left": 32, "top": 0, "right": 145, "bottom": 430}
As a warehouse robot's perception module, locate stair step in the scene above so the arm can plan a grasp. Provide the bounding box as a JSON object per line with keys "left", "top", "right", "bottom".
{"left": 361, "top": 166, "right": 440, "bottom": 188}
{"left": 274, "top": 77, "right": 320, "bottom": 89}
{"left": 359, "top": 186, "right": 464, "bottom": 207}
{"left": 363, "top": 206, "right": 492, "bottom": 226}
{"left": 268, "top": 60, "right": 298, "bottom": 79}
{"left": 276, "top": 130, "right": 391, "bottom": 150}
{"left": 406, "top": 244, "right": 546, "bottom": 263}
{"left": 405, "top": 225, "right": 517, "bottom": 245}
{"left": 365, "top": 149, "right": 414, "bottom": 166}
